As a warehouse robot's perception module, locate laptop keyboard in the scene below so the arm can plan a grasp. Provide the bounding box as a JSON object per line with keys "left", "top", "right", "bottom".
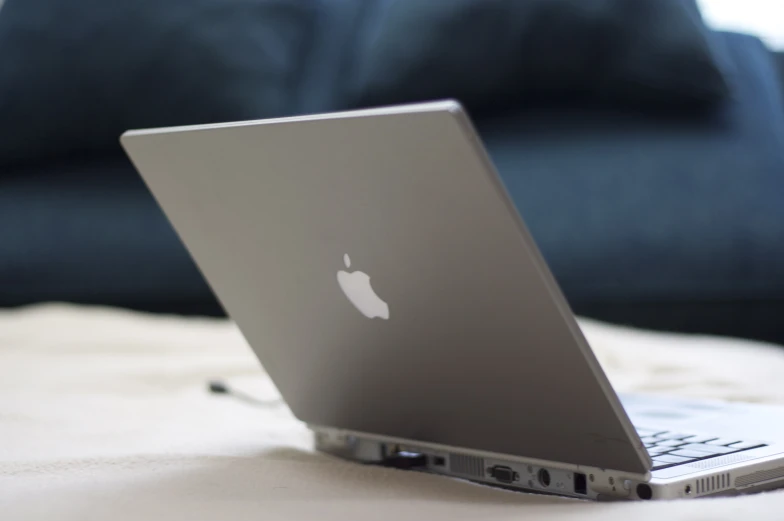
{"left": 636, "top": 428, "right": 767, "bottom": 470}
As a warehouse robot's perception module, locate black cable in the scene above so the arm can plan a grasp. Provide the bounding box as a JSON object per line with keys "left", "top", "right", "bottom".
{"left": 208, "top": 380, "right": 230, "bottom": 394}
{"left": 207, "top": 379, "right": 282, "bottom": 408}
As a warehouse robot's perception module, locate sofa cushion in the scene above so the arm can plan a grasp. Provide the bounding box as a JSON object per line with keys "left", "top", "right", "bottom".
{"left": 348, "top": 0, "right": 731, "bottom": 114}
{"left": 0, "top": 0, "right": 732, "bottom": 167}
{"left": 0, "top": 0, "right": 320, "bottom": 167}
{"left": 479, "top": 32, "right": 784, "bottom": 339}
{"left": 0, "top": 157, "right": 220, "bottom": 315}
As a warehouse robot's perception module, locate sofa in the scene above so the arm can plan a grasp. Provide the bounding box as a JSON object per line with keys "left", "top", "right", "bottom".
{"left": 1, "top": 0, "right": 783, "bottom": 342}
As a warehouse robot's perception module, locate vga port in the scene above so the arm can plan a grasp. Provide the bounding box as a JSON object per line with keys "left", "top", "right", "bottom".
{"left": 488, "top": 465, "right": 519, "bottom": 484}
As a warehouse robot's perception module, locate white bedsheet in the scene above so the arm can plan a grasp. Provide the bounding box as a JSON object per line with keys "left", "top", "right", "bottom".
{"left": 3, "top": 304, "right": 784, "bottom": 520}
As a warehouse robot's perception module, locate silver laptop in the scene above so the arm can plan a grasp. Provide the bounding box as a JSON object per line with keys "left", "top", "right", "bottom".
{"left": 121, "top": 101, "right": 784, "bottom": 501}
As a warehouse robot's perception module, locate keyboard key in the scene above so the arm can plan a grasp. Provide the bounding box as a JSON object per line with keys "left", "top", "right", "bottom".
{"left": 681, "top": 434, "right": 719, "bottom": 444}
{"left": 679, "top": 443, "right": 737, "bottom": 455}
{"left": 640, "top": 436, "right": 661, "bottom": 444}
{"left": 655, "top": 439, "right": 689, "bottom": 448}
{"left": 652, "top": 454, "right": 692, "bottom": 468}
{"left": 648, "top": 447, "right": 674, "bottom": 456}
{"left": 705, "top": 438, "right": 743, "bottom": 447}
{"left": 656, "top": 432, "right": 695, "bottom": 440}
{"left": 644, "top": 442, "right": 658, "bottom": 448}
{"left": 728, "top": 441, "right": 766, "bottom": 450}
{"left": 668, "top": 449, "right": 713, "bottom": 460}
{"left": 652, "top": 461, "right": 676, "bottom": 469}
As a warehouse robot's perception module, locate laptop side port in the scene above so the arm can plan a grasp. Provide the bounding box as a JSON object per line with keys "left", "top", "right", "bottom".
{"left": 381, "top": 447, "right": 428, "bottom": 469}
{"left": 574, "top": 472, "right": 587, "bottom": 495}
{"left": 488, "top": 465, "right": 519, "bottom": 484}
{"left": 537, "top": 468, "right": 551, "bottom": 488}
{"left": 636, "top": 483, "right": 653, "bottom": 500}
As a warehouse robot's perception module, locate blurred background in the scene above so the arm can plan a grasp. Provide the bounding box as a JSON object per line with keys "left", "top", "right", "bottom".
{"left": 0, "top": 0, "right": 782, "bottom": 342}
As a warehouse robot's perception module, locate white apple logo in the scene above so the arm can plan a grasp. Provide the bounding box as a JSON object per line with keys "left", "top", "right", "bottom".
{"left": 337, "top": 254, "right": 389, "bottom": 320}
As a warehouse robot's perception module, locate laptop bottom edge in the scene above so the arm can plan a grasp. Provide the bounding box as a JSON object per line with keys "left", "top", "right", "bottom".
{"left": 310, "top": 426, "right": 784, "bottom": 501}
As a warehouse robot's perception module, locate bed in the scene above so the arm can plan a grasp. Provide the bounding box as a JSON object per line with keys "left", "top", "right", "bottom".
{"left": 3, "top": 304, "right": 784, "bottom": 520}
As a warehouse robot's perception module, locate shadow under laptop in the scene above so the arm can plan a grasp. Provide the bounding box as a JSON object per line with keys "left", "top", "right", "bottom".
{"left": 108, "top": 446, "right": 578, "bottom": 509}
{"left": 15, "top": 446, "right": 782, "bottom": 520}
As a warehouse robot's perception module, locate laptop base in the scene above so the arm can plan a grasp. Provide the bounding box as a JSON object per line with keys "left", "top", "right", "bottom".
{"left": 312, "top": 426, "right": 639, "bottom": 500}
{"left": 312, "top": 426, "right": 784, "bottom": 501}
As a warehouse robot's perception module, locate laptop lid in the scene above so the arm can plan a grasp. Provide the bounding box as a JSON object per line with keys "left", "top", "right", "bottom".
{"left": 121, "top": 101, "right": 650, "bottom": 475}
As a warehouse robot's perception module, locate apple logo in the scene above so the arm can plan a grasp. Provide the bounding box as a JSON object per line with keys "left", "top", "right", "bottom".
{"left": 337, "top": 254, "right": 389, "bottom": 320}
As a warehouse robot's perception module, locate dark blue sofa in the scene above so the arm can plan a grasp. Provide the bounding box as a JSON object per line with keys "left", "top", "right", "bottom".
{"left": 1, "top": 0, "right": 783, "bottom": 343}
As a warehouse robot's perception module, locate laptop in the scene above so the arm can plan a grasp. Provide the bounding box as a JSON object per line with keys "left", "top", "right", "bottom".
{"left": 121, "top": 100, "right": 784, "bottom": 501}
